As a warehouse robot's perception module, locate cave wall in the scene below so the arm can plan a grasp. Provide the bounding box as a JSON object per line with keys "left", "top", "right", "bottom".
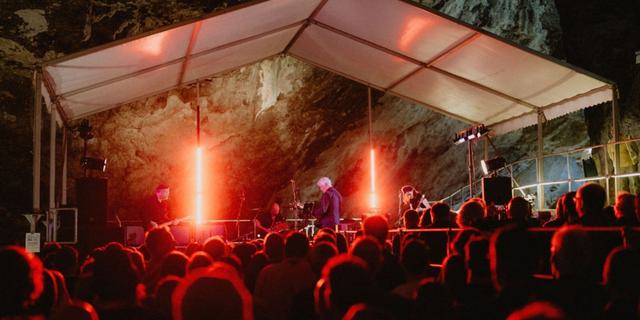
{"left": 1, "top": 0, "right": 638, "bottom": 225}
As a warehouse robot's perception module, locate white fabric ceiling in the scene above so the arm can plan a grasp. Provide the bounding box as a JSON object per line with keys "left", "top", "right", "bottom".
{"left": 42, "top": 0, "right": 613, "bottom": 135}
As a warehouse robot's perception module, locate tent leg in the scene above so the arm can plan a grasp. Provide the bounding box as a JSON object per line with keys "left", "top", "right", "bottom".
{"left": 48, "top": 108, "right": 57, "bottom": 242}
{"left": 33, "top": 71, "right": 42, "bottom": 213}
{"left": 468, "top": 140, "right": 474, "bottom": 196}
{"left": 611, "top": 87, "right": 620, "bottom": 197}
{"left": 536, "top": 111, "right": 545, "bottom": 210}
{"left": 61, "top": 128, "right": 68, "bottom": 206}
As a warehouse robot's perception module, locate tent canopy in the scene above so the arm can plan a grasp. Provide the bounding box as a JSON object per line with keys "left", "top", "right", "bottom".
{"left": 41, "top": 0, "right": 614, "bottom": 134}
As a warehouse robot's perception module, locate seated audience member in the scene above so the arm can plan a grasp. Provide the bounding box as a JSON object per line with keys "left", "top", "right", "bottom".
{"left": 490, "top": 225, "right": 539, "bottom": 319}
{"left": 602, "top": 247, "right": 640, "bottom": 319}
{"left": 0, "top": 246, "right": 44, "bottom": 318}
{"left": 172, "top": 262, "right": 252, "bottom": 320}
{"left": 316, "top": 254, "right": 373, "bottom": 319}
{"left": 392, "top": 210, "right": 419, "bottom": 256}
{"left": 415, "top": 279, "right": 455, "bottom": 320}
{"left": 343, "top": 303, "right": 395, "bottom": 320}
{"left": 506, "top": 197, "right": 540, "bottom": 227}
{"left": 575, "top": 183, "right": 612, "bottom": 226}
{"left": 456, "top": 199, "right": 485, "bottom": 229}
{"left": 44, "top": 244, "right": 79, "bottom": 292}
{"left": 450, "top": 228, "right": 481, "bottom": 257}
{"left": 441, "top": 254, "right": 466, "bottom": 302}
{"left": 614, "top": 192, "right": 639, "bottom": 226}
{"left": 545, "top": 225, "right": 605, "bottom": 319}
{"left": 335, "top": 233, "right": 348, "bottom": 253}
{"left": 456, "top": 236, "right": 494, "bottom": 320}
{"left": 142, "top": 227, "right": 176, "bottom": 294}
{"left": 31, "top": 268, "right": 70, "bottom": 318}
{"left": 290, "top": 241, "right": 339, "bottom": 320}
{"left": 127, "top": 248, "right": 146, "bottom": 276}
{"left": 403, "top": 209, "right": 420, "bottom": 229}
{"left": 184, "top": 242, "right": 203, "bottom": 257}
{"left": 393, "top": 238, "right": 431, "bottom": 299}
{"left": 203, "top": 236, "right": 227, "bottom": 261}
{"left": 92, "top": 245, "right": 147, "bottom": 320}
{"left": 153, "top": 276, "right": 181, "bottom": 320}
{"left": 363, "top": 215, "right": 405, "bottom": 291}
{"left": 51, "top": 300, "right": 99, "bottom": 320}
{"left": 254, "top": 232, "right": 315, "bottom": 320}
{"left": 350, "top": 236, "right": 384, "bottom": 276}
{"left": 428, "top": 202, "right": 457, "bottom": 228}
{"left": 160, "top": 251, "right": 188, "bottom": 278}
{"left": 244, "top": 232, "right": 284, "bottom": 292}
{"left": 544, "top": 192, "right": 577, "bottom": 227}
{"left": 506, "top": 301, "right": 565, "bottom": 320}
{"left": 232, "top": 242, "right": 257, "bottom": 270}
{"left": 421, "top": 202, "right": 456, "bottom": 263}
{"left": 187, "top": 251, "right": 213, "bottom": 273}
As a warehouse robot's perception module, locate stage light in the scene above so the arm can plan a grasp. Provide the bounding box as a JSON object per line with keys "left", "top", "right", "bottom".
{"left": 481, "top": 157, "right": 506, "bottom": 176}
{"left": 196, "top": 147, "right": 203, "bottom": 225}
{"left": 81, "top": 157, "right": 107, "bottom": 172}
{"left": 453, "top": 124, "right": 489, "bottom": 144}
{"left": 369, "top": 148, "right": 378, "bottom": 209}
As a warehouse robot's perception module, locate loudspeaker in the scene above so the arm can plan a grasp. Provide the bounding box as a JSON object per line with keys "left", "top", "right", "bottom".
{"left": 482, "top": 176, "right": 512, "bottom": 205}
{"left": 76, "top": 177, "right": 108, "bottom": 226}
{"left": 125, "top": 226, "right": 145, "bottom": 246}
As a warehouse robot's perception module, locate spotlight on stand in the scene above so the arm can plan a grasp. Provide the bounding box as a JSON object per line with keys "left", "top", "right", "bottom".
{"left": 453, "top": 124, "right": 489, "bottom": 145}
{"left": 481, "top": 157, "right": 506, "bottom": 176}
{"left": 81, "top": 157, "right": 107, "bottom": 172}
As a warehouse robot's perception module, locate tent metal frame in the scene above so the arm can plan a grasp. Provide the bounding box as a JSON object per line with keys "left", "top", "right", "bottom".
{"left": 32, "top": 0, "right": 620, "bottom": 220}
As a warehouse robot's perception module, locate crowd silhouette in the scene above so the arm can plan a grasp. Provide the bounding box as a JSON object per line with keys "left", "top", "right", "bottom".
{"left": 2, "top": 182, "right": 640, "bottom": 319}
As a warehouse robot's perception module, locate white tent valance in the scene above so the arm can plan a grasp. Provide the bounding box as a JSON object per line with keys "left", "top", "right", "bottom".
{"left": 41, "top": 0, "right": 614, "bottom": 134}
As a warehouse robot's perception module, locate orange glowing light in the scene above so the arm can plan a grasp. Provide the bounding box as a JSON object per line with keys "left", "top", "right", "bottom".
{"left": 369, "top": 148, "right": 378, "bottom": 209}
{"left": 196, "top": 147, "right": 203, "bottom": 225}
{"left": 137, "top": 32, "right": 167, "bottom": 56}
{"left": 399, "top": 17, "right": 431, "bottom": 51}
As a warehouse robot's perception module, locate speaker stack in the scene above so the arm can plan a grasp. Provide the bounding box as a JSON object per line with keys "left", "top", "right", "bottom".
{"left": 482, "top": 176, "right": 512, "bottom": 205}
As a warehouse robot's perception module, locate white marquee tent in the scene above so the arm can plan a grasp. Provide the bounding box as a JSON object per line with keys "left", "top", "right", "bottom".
{"left": 33, "top": 0, "right": 617, "bottom": 215}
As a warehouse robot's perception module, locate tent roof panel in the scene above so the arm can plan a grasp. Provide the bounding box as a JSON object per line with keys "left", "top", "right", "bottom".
{"left": 184, "top": 26, "right": 299, "bottom": 83}
{"left": 315, "top": 0, "right": 475, "bottom": 62}
{"left": 47, "top": 23, "right": 193, "bottom": 95}
{"left": 393, "top": 68, "right": 533, "bottom": 124}
{"left": 433, "top": 34, "right": 609, "bottom": 107}
{"left": 41, "top": 0, "right": 614, "bottom": 135}
{"left": 290, "top": 24, "right": 418, "bottom": 89}
{"left": 192, "top": 0, "right": 320, "bottom": 54}
{"left": 61, "top": 62, "right": 182, "bottom": 119}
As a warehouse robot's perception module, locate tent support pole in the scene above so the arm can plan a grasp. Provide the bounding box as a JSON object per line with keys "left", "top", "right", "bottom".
{"left": 61, "top": 128, "right": 68, "bottom": 206}
{"left": 611, "top": 86, "right": 620, "bottom": 197}
{"left": 468, "top": 140, "right": 474, "bottom": 197}
{"left": 536, "top": 110, "right": 545, "bottom": 210}
{"left": 33, "top": 71, "right": 42, "bottom": 213}
{"left": 49, "top": 108, "right": 57, "bottom": 211}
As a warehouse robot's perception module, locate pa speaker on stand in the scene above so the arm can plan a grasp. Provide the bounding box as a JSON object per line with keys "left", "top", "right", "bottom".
{"left": 482, "top": 176, "right": 512, "bottom": 206}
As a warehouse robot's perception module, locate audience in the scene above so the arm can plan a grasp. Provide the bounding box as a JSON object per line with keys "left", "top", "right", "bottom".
{"left": 457, "top": 199, "right": 485, "bottom": 229}
{"left": 614, "top": 192, "right": 639, "bottom": 226}
{"left": 575, "top": 183, "right": 611, "bottom": 226}
{"left": 544, "top": 192, "right": 577, "bottom": 227}
{"left": 4, "top": 187, "right": 640, "bottom": 320}
{"left": 254, "top": 232, "right": 315, "bottom": 320}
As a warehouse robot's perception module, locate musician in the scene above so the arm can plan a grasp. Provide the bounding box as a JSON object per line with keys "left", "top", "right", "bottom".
{"left": 255, "top": 201, "right": 285, "bottom": 238}
{"left": 399, "top": 185, "right": 430, "bottom": 225}
{"left": 143, "top": 184, "right": 171, "bottom": 230}
{"left": 312, "top": 177, "right": 342, "bottom": 228}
